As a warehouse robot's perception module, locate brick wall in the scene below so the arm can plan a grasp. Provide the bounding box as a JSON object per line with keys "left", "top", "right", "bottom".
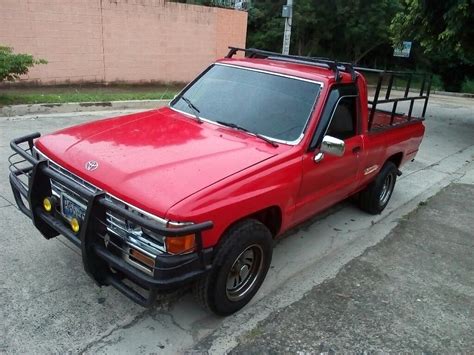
{"left": 0, "top": 0, "right": 247, "bottom": 84}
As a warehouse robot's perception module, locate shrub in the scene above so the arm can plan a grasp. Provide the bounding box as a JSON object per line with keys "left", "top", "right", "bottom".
{"left": 0, "top": 46, "right": 47, "bottom": 82}
{"left": 461, "top": 78, "right": 474, "bottom": 94}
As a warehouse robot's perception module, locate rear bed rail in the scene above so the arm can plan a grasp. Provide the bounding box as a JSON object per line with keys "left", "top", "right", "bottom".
{"left": 355, "top": 67, "right": 432, "bottom": 131}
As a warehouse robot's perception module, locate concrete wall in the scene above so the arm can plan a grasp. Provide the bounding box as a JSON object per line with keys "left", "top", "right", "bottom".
{"left": 0, "top": 0, "right": 247, "bottom": 84}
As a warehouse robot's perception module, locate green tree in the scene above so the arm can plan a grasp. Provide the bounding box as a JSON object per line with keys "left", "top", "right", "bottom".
{"left": 391, "top": 0, "right": 474, "bottom": 91}
{"left": 0, "top": 46, "right": 47, "bottom": 82}
{"left": 248, "top": 0, "right": 401, "bottom": 64}
{"left": 334, "top": 0, "right": 402, "bottom": 64}
{"left": 247, "top": 1, "right": 286, "bottom": 51}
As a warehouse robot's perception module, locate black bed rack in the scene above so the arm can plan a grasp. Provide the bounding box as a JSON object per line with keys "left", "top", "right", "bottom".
{"left": 226, "top": 47, "right": 357, "bottom": 82}
{"left": 354, "top": 67, "right": 432, "bottom": 130}
{"left": 226, "top": 47, "right": 432, "bottom": 131}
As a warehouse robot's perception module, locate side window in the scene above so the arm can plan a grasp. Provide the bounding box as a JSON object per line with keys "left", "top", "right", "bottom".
{"left": 326, "top": 96, "right": 357, "bottom": 140}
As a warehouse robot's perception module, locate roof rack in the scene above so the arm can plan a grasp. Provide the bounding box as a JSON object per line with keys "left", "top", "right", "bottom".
{"left": 226, "top": 47, "right": 356, "bottom": 82}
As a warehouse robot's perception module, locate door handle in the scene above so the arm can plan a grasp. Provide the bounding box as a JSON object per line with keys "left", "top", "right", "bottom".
{"left": 313, "top": 152, "right": 324, "bottom": 163}
{"left": 352, "top": 146, "right": 361, "bottom": 154}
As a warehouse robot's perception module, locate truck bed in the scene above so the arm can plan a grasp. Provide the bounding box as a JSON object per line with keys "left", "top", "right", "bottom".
{"left": 370, "top": 109, "right": 423, "bottom": 131}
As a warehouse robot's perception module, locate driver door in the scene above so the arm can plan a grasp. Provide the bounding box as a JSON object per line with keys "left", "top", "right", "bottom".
{"left": 293, "top": 85, "right": 363, "bottom": 224}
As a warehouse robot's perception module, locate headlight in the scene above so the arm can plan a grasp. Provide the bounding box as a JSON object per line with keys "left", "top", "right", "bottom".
{"left": 125, "top": 221, "right": 166, "bottom": 252}
{"left": 141, "top": 227, "right": 166, "bottom": 245}
{"left": 105, "top": 196, "right": 196, "bottom": 259}
{"left": 128, "top": 220, "right": 195, "bottom": 255}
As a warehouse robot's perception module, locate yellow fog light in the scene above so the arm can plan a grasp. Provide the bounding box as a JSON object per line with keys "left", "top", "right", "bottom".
{"left": 43, "top": 197, "right": 52, "bottom": 212}
{"left": 70, "top": 218, "right": 80, "bottom": 233}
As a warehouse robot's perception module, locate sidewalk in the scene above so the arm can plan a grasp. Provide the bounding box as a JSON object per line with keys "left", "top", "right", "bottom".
{"left": 230, "top": 179, "right": 474, "bottom": 353}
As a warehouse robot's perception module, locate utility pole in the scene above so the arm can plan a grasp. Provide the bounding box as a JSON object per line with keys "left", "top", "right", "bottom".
{"left": 282, "top": 0, "right": 293, "bottom": 55}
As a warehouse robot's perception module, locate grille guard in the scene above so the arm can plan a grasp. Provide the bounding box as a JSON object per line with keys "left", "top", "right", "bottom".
{"left": 9, "top": 132, "right": 214, "bottom": 307}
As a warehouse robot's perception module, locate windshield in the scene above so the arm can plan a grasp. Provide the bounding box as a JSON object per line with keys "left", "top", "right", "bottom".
{"left": 171, "top": 64, "right": 321, "bottom": 143}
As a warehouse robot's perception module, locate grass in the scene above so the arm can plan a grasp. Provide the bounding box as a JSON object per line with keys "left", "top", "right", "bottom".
{"left": 1, "top": 76, "right": 471, "bottom": 108}
{"left": 0, "top": 83, "right": 183, "bottom": 107}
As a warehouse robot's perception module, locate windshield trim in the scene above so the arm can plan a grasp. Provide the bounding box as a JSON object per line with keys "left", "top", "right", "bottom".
{"left": 169, "top": 63, "right": 324, "bottom": 146}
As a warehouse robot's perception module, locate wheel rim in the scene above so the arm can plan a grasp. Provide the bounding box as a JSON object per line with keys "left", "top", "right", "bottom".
{"left": 226, "top": 244, "right": 264, "bottom": 302}
{"left": 379, "top": 173, "right": 395, "bottom": 205}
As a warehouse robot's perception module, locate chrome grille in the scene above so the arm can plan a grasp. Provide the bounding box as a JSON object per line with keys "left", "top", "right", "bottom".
{"left": 48, "top": 159, "right": 98, "bottom": 194}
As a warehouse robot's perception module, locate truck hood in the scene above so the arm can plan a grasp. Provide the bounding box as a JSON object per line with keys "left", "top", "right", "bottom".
{"left": 35, "top": 107, "right": 279, "bottom": 218}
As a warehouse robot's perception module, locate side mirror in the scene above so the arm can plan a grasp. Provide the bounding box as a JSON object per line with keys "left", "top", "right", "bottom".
{"left": 320, "top": 135, "right": 345, "bottom": 157}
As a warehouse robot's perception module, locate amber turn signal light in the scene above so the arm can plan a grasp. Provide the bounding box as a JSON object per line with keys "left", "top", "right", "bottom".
{"left": 43, "top": 197, "right": 52, "bottom": 212}
{"left": 130, "top": 248, "right": 155, "bottom": 268}
{"left": 165, "top": 234, "right": 195, "bottom": 254}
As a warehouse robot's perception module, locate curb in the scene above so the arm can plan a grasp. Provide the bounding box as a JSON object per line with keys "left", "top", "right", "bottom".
{"left": 0, "top": 99, "right": 170, "bottom": 117}
{"left": 431, "top": 90, "right": 474, "bottom": 98}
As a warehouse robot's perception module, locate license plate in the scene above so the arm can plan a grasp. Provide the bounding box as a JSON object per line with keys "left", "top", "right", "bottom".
{"left": 61, "top": 193, "right": 86, "bottom": 221}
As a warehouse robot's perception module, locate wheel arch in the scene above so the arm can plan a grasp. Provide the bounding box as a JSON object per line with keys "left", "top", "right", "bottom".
{"left": 220, "top": 205, "right": 283, "bottom": 243}
{"left": 386, "top": 152, "right": 403, "bottom": 168}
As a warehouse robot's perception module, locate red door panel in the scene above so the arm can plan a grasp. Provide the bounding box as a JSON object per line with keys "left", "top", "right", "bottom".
{"left": 293, "top": 134, "right": 363, "bottom": 224}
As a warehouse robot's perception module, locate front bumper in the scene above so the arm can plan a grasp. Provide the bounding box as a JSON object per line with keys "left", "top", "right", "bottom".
{"left": 9, "top": 133, "right": 214, "bottom": 307}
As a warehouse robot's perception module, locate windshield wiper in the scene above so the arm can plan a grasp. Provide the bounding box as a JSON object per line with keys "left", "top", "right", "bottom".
{"left": 179, "top": 96, "right": 203, "bottom": 123}
{"left": 216, "top": 120, "right": 279, "bottom": 148}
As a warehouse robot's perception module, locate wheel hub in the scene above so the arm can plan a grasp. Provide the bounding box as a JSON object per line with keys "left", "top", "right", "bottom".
{"left": 379, "top": 173, "right": 395, "bottom": 205}
{"left": 239, "top": 264, "right": 250, "bottom": 280}
{"left": 225, "top": 244, "right": 264, "bottom": 302}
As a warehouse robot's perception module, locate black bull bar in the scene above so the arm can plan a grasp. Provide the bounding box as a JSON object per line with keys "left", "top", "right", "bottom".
{"left": 9, "top": 132, "right": 214, "bottom": 306}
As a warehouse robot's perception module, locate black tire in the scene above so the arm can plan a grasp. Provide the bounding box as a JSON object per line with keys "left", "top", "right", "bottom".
{"left": 193, "top": 219, "right": 273, "bottom": 316}
{"left": 359, "top": 161, "right": 398, "bottom": 214}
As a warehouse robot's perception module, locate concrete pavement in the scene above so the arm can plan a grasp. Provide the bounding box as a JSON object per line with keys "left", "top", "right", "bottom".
{"left": 0, "top": 95, "right": 473, "bottom": 353}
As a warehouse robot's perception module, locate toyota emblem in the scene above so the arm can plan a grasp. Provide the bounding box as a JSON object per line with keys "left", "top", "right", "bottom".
{"left": 85, "top": 160, "right": 99, "bottom": 171}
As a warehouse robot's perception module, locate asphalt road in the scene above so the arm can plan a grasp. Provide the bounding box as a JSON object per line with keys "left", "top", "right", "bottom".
{"left": 0, "top": 94, "right": 473, "bottom": 353}
{"left": 229, "top": 182, "right": 474, "bottom": 353}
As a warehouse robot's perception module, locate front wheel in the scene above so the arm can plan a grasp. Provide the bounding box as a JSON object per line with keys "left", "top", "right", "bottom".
{"left": 359, "top": 161, "right": 398, "bottom": 214}
{"left": 193, "top": 219, "right": 273, "bottom": 316}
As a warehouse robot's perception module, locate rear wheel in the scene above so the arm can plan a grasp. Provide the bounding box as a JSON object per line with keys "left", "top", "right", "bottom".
{"left": 359, "top": 161, "right": 398, "bottom": 214}
{"left": 193, "top": 219, "right": 273, "bottom": 316}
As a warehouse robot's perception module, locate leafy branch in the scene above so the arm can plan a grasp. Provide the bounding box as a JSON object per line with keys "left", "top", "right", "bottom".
{"left": 0, "top": 46, "right": 47, "bottom": 82}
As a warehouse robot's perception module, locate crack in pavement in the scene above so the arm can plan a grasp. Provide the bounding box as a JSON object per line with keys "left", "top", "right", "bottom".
{"left": 77, "top": 309, "right": 152, "bottom": 354}
{"left": 0, "top": 195, "right": 13, "bottom": 208}
{"left": 399, "top": 144, "right": 473, "bottom": 181}
{"left": 159, "top": 311, "right": 189, "bottom": 333}
{"left": 77, "top": 291, "right": 191, "bottom": 353}
{"left": 32, "top": 282, "right": 89, "bottom": 300}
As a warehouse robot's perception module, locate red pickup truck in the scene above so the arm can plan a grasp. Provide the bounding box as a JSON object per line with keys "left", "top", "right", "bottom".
{"left": 9, "top": 48, "right": 430, "bottom": 315}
